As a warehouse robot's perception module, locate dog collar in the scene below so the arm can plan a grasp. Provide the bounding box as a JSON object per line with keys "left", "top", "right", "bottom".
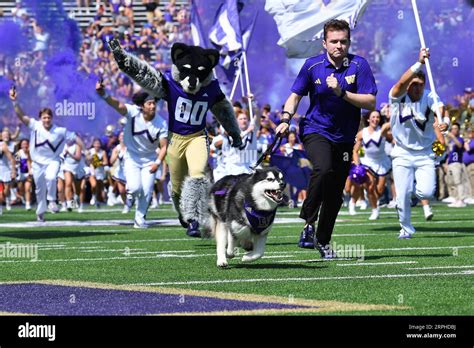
{"left": 243, "top": 201, "right": 277, "bottom": 234}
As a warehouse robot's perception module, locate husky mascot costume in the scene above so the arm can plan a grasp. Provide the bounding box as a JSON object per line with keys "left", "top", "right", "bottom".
{"left": 108, "top": 39, "right": 242, "bottom": 237}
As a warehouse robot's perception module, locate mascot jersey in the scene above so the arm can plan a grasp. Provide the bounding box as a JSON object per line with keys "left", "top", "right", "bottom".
{"left": 163, "top": 71, "right": 225, "bottom": 135}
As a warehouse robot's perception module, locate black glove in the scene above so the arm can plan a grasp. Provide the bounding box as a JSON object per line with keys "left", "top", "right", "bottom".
{"left": 230, "top": 133, "right": 243, "bottom": 149}
{"left": 108, "top": 38, "right": 127, "bottom": 70}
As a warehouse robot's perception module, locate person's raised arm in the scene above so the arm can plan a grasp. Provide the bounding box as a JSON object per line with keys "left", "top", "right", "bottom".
{"left": 96, "top": 79, "right": 128, "bottom": 116}
{"left": 391, "top": 48, "right": 429, "bottom": 99}
{"left": 9, "top": 86, "right": 30, "bottom": 127}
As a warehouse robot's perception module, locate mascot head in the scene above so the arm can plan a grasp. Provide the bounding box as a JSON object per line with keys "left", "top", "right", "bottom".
{"left": 171, "top": 43, "right": 219, "bottom": 95}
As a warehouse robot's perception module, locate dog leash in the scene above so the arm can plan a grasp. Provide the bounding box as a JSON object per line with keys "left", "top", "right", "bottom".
{"left": 251, "top": 132, "right": 283, "bottom": 170}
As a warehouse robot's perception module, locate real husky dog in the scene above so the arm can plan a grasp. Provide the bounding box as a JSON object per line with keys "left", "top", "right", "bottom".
{"left": 207, "top": 167, "right": 286, "bottom": 268}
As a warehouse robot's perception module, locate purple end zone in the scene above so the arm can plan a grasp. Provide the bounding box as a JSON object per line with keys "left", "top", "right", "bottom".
{"left": 0, "top": 283, "right": 313, "bottom": 315}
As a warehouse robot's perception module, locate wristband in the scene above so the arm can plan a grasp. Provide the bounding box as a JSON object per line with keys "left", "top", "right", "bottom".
{"left": 281, "top": 111, "right": 294, "bottom": 119}
{"left": 280, "top": 118, "right": 290, "bottom": 125}
{"left": 410, "top": 62, "right": 422, "bottom": 73}
{"left": 101, "top": 92, "right": 110, "bottom": 100}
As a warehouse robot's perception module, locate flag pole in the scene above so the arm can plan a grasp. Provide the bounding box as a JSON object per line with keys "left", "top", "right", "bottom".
{"left": 411, "top": 0, "right": 442, "bottom": 123}
{"left": 230, "top": 61, "right": 242, "bottom": 101}
{"left": 242, "top": 50, "right": 254, "bottom": 122}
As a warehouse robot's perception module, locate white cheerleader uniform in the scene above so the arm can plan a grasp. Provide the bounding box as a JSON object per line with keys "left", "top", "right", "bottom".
{"left": 89, "top": 148, "right": 106, "bottom": 181}
{"left": 360, "top": 126, "right": 392, "bottom": 176}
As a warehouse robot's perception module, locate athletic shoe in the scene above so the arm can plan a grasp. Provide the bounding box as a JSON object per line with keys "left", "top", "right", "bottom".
{"left": 447, "top": 200, "right": 467, "bottom": 208}
{"left": 150, "top": 198, "right": 159, "bottom": 209}
{"left": 25, "top": 202, "right": 31, "bottom": 211}
{"left": 107, "top": 196, "right": 115, "bottom": 207}
{"left": 78, "top": 204, "right": 84, "bottom": 213}
{"left": 348, "top": 201, "right": 357, "bottom": 215}
{"left": 60, "top": 205, "right": 67, "bottom": 213}
{"left": 463, "top": 197, "right": 474, "bottom": 205}
{"left": 133, "top": 218, "right": 149, "bottom": 229}
{"left": 90, "top": 196, "right": 96, "bottom": 206}
{"left": 121, "top": 205, "right": 130, "bottom": 214}
{"left": 37, "top": 213, "right": 45, "bottom": 222}
{"left": 298, "top": 224, "right": 315, "bottom": 249}
{"left": 442, "top": 196, "right": 455, "bottom": 204}
{"left": 5, "top": 198, "right": 11, "bottom": 211}
{"left": 315, "top": 243, "right": 337, "bottom": 259}
{"left": 48, "top": 201, "right": 59, "bottom": 214}
{"left": 398, "top": 229, "right": 412, "bottom": 239}
{"left": 186, "top": 220, "right": 201, "bottom": 238}
{"left": 66, "top": 200, "right": 73, "bottom": 212}
{"left": 368, "top": 208, "right": 379, "bottom": 220}
{"left": 423, "top": 205, "right": 434, "bottom": 221}
{"left": 387, "top": 200, "right": 397, "bottom": 209}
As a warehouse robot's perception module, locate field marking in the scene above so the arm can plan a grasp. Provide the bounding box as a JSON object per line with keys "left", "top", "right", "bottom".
{"left": 336, "top": 261, "right": 418, "bottom": 267}
{"left": 0, "top": 279, "right": 408, "bottom": 314}
{"left": 406, "top": 265, "right": 474, "bottom": 270}
{"left": 127, "top": 270, "right": 474, "bottom": 286}
{"left": 0, "top": 245, "right": 472, "bottom": 264}
{"left": 2, "top": 213, "right": 473, "bottom": 229}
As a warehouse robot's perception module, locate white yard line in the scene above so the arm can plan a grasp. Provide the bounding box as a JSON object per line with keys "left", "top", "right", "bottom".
{"left": 336, "top": 261, "right": 418, "bottom": 266}
{"left": 406, "top": 265, "right": 474, "bottom": 270}
{"left": 126, "top": 270, "right": 474, "bottom": 286}
{"left": 0, "top": 245, "right": 471, "bottom": 264}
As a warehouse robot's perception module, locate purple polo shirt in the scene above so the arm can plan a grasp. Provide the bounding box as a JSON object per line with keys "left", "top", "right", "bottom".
{"left": 162, "top": 71, "right": 225, "bottom": 135}
{"left": 291, "top": 53, "right": 377, "bottom": 143}
{"left": 463, "top": 139, "right": 474, "bottom": 165}
{"left": 448, "top": 137, "right": 464, "bottom": 164}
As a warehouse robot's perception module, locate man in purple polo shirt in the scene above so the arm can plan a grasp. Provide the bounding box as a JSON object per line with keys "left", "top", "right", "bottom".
{"left": 275, "top": 19, "right": 377, "bottom": 259}
{"left": 446, "top": 122, "right": 467, "bottom": 207}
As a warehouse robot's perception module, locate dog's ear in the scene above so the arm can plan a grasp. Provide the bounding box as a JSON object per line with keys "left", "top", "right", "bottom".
{"left": 203, "top": 48, "right": 219, "bottom": 68}
{"left": 171, "top": 43, "right": 188, "bottom": 64}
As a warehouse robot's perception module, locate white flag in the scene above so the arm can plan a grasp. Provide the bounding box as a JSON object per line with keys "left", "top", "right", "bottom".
{"left": 265, "top": 0, "right": 370, "bottom": 58}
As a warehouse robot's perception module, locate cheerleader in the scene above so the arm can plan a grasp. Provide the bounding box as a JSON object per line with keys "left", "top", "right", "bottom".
{"left": 353, "top": 110, "right": 392, "bottom": 220}
{"left": 87, "top": 138, "right": 108, "bottom": 208}
{"left": 15, "top": 139, "right": 32, "bottom": 210}
{"left": 62, "top": 138, "right": 87, "bottom": 212}
{"left": 1, "top": 128, "right": 17, "bottom": 211}
{"left": 109, "top": 131, "right": 128, "bottom": 213}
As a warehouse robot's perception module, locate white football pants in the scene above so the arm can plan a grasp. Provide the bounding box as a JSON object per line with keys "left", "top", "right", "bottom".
{"left": 392, "top": 146, "right": 436, "bottom": 234}
{"left": 32, "top": 160, "right": 60, "bottom": 215}
{"left": 124, "top": 157, "right": 156, "bottom": 223}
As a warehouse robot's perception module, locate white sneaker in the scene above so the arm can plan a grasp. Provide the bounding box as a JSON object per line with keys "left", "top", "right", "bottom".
{"left": 387, "top": 200, "right": 397, "bottom": 209}
{"left": 66, "top": 200, "right": 73, "bottom": 212}
{"left": 5, "top": 198, "right": 11, "bottom": 211}
{"left": 150, "top": 198, "right": 158, "bottom": 209}
{"left": 368, "top": 208, "right": 379, "bottom": 220}
{"left": 133, "top": 218, "right": 149, "bottom": 229}
{"left": 48, "top": 201, "right": 59, "bottom": 214}
{"left": 398, "top": 229, "right": 412, "bottom": 239}
{"left": 60, "top": 204, "right": 67, "bottom": 212}
{"left": 90, "top": 196, "right": 96, "bottom": 206}
{"left": 423, "top": 205, "right": 434, "bottom": 220}
{"left": 122, "top": 205, "right": 130, "bottom": 214}
{"left": 442, "top": 196, "right": 455, "bottom": 204}
{"left": 447, "top": 200, "right": 467, "bottom": 208}
{"left": 78, "top": 204, "right": 84, "bottom": 213}
{"left": 359, "top": 200, "right": 368, "bottom": 210}
{"left": 25, "top": 202, "right": 31, "bottom": 211}
{"left": 463, "top": 197, "right": 474, "bottom": 205}
{"left": 348, "top": 201, "right": 357, "bottom": 215}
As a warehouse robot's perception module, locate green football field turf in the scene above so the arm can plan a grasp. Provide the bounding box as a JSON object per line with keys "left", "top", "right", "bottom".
{"left": 0, "top": 203, "right": 472, "bottom": 315}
